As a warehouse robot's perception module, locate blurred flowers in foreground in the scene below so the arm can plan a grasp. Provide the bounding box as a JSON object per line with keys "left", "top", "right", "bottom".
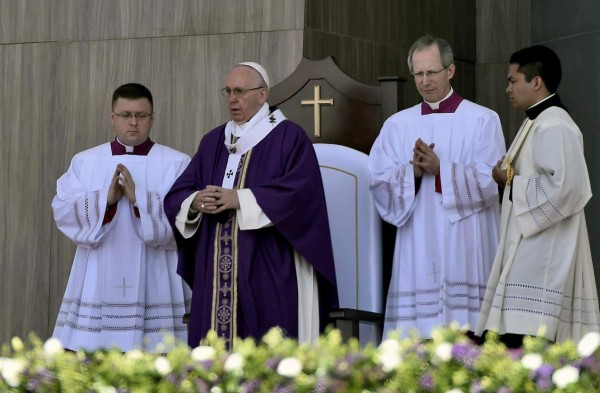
{"left": 1, "top": 327, "right": 599, "bottom": 392}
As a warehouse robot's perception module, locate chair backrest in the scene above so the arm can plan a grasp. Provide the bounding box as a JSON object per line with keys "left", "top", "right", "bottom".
{"left": 269, "top": 56, "right": 403, "bottom": 154}
{"left": 314, "top": 143, "right": 383, "bottom": 344}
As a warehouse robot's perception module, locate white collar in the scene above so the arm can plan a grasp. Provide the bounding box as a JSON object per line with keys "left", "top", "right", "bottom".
{"left": 424, "top": 87, "right": 454, "bottom": 110}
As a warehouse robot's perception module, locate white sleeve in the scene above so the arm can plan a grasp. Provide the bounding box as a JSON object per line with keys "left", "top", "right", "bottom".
{"left": 237, "top": 188, "right": 272, "bottom": 230}
{"left": 174, "top": 191, "right": 203, "bottom": 239}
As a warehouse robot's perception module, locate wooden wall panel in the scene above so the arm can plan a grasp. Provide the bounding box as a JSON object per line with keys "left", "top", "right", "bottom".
{"left": 304, "top": 0, "right": 476, "bottom": 110}
{"left": 475, "top": 0, "right": 531, "bottom": 148}
{"left": 0, "top": 0, "right": 304, "bottom": 344}
{"left": 59, "top": 0, "right": 304, "bottom": 41}
{"left": 0, "top": 43, "right": 58, "bottom": 340}
{"left": 0, "top": 0, "right": 54, "bottom": 43}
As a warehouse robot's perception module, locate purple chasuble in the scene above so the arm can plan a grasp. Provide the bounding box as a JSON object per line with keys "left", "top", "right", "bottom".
{"left": 165, "top": 119, "right": 338, "bottom": 348}
{"left": 420, "top": 91, "right": 464, "bottom": 115}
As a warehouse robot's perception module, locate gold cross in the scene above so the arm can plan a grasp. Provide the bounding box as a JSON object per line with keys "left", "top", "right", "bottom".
{"left": 301, "top": 85, "right": 334, "bottom": 137}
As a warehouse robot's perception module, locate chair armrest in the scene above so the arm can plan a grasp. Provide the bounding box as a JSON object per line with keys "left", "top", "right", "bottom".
{"left": 329, "top": 308, "right": 384, "bottom": 342}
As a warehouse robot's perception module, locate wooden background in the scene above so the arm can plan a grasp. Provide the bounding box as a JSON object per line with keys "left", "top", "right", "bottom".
{"left": 0, "top": 0, "right": 305, "bottom": 343}
{"left": 9, "top": 0, "right": 592, "bottom": 345}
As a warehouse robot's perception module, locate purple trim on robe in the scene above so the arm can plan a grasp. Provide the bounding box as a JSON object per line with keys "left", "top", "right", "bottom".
{"left": 421, "top": 91, "right": 464, "bottom": 115}
{"left": 110, "top": 138, "right": 155, "bottom": 155}
{"left": 164, "top": 120, "right": 338, "bottom": 347}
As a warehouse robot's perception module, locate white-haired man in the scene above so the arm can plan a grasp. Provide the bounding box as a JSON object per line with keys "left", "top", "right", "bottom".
{"left": 165, "top": 62, "right": 339, "bottom": 348}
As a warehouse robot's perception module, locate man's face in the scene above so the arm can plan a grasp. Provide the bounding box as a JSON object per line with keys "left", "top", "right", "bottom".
{"left": 224, "top": 66, "right": 268, "bottom": 124}
{"left": 506, "top": 63, "right": 537, "bottom": 111}
{"left": 110, "top": 97, "right": 154, "bottom": 146}
{"left": 411, "top": 44, "right": 455, "bottom": 103}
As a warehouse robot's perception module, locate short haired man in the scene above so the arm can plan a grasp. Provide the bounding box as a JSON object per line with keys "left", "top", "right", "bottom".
{"left": 52, "top": 83, "right": 192, "bottom": 352}
{"left": 476, "top": 45, "right": 600, "bottom": 346}
{"left": 369, "top": 35, "right": 506, "bottom": 340}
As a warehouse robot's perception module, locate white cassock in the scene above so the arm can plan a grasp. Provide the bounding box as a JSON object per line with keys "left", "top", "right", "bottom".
{"left": 476, "top": 106, "right": 600, "bottom": 343}
{"left": 52, "top": 142, "right": 192, "bottom": 352}
{"left": 369, "top": 99, "right": 506, "bottom": 339}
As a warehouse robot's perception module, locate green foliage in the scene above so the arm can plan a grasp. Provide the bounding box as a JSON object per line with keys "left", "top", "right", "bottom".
{"left": 1, "top": 326, "right": 599, "bottom": 392}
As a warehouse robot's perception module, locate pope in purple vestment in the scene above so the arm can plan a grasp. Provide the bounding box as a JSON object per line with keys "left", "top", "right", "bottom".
{"left": 164, "top": 62, "right": 338, "bottom": 348}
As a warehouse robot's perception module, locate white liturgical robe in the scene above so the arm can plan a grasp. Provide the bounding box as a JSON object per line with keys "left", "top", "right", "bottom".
{"left": 52, "top": 142, "right": 192, "bottom": 352}
{"left": 369, "top": 97, "right": 506, "bottom": 339}
{"left": 476, "top": 106, "right": 600, "bottom": 343}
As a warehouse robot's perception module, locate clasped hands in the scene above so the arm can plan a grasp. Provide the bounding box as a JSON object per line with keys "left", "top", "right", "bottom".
{"left": 107, "top": 163, "right": 136, "bottom": 206}
{"left": 410, "top": 138, "right": 439, "bottom": 178}
{"left": 192, "top": 185, "right": 240, "bottom": 214}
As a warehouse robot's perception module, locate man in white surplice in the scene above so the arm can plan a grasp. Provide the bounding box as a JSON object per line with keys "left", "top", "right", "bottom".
{"left": 369, "top": 35, "right": 506, "bottom": 340}
{"left": 476, "top": 45, "right": 600, "bottom": 347}
{"left": 52, "top": 83, "right": 192, "bottom": 352}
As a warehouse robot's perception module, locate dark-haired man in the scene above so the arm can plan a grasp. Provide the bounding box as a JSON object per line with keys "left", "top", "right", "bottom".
{"left": 476, "top": 45, "right": 600, "bottom": 346}
{"left": 52, "top": 83, "right": 192, "bottom": 352}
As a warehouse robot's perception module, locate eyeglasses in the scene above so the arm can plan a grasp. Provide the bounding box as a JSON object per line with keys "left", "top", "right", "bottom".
{"left": 412, "top": 67, "right": 448, "bottom": 80}
{"left": 113, "top": 112, "right": 153, "bottom": 121}
{"left": 220, "top": 87, "right": 264, "bottom": 97}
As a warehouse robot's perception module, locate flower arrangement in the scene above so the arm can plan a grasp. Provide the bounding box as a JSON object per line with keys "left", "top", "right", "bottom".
{"left": 1, "top": 324, "right": 599, "bottom": 392}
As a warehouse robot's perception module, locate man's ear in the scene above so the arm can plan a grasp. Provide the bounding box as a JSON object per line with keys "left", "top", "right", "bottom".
{"left": 533, "top": 75, "right": 545, "bottom": 91}
{"left": 446, "top": 64, "right": 456, "bottom": 80}
{"left": 260, "top": 88, "right": 269, "bottom": 104}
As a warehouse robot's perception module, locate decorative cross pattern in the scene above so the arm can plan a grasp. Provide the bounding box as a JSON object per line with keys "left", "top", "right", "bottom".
{"left": 114, "top": 276, "right": 134, "bottom": 297}
{"left": 427, "top": 261, "right": 441, "bottom": 283}
{"left": 226, "top": 169, "right": 234, "bottom": 178}
{"left": 301, "top": 85, "right": 334, "bottom": 137}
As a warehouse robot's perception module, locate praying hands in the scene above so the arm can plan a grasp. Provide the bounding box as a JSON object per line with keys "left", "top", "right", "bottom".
{"left": 411, "top": 138, "right": 439, "bottom": 177}
{"left": 107, "top": 163, "right": 136, "bottom": 206}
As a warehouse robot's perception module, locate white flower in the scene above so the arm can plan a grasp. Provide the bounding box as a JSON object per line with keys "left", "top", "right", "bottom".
{"left": 577, "top": 331, "right": 600, "bottom": 357}
{"left": 552, "top": 365, "right": 579, "bottom": 389}
{"left": 210, "top": 387, "right": 223, "bottom": 393}
{"left": 379, "top": 351, "right": 402, "bottom": 372}
{"left": 42, "top": 337, "right": 64, "bottom": 359}
{"left": 277, "top": 357, "right": 303, "bottom": 378}
{"left": 445, "top": 389, "right": 464, "bottom": 393}
{"left": 191, "top": 345, "right": 217, "bottom": 362}
{"left": 521, "top": 353, "right": 543, "bottom": 370}
{"left": 435, "top": 342, "right": 453, "bottom": 362}
{"left": 125, "top": 349, "right": 144, "bottom": 360}
{"left": 0, "top": 357, "right": 26, "bottom": 387}
{"left": 378, "top": 338, "right": 400, "bottom": 354}
{"left": 154, "top": 356, "right": 172, "bottom": 376}
{"left": 223, "top": 352, "right": 244, "bottom": 373}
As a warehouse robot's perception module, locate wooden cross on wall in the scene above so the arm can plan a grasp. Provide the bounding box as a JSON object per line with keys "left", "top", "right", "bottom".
{"left": 301, "top": 85, "right": 334, "bottom": 137}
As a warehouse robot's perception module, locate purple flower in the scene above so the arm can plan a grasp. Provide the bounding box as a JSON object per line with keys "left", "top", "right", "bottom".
{"left": 419, "top": 373, "right": 434, "bottom": 390}
{"left": 497, "top": 387, "right": 512, "bottom": 393}
{"left": 265, "top": 356, "right": 282, "bottom": 371}
{"left": 533, "top": 364, "right": 554, "bottom": 380}
{"left": 313, "top": 376, "right": 329, "bottom": 393}
{"left": 274, "top": 386, "right": 295, "bottom": 393}
{"left": 536, "top": 377, "right": 553, "bottom": 391}
{"left": 240, "top": 379, "right": 261, "bottom": 393}
{"left": 469, "top": 379, "right": 484, "bottom": 393}
{"left": 451, "top": 343, "right": 480, "bottom": 369}
{"left": 580, "top": 355, "right": 600, "bottom": 373}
